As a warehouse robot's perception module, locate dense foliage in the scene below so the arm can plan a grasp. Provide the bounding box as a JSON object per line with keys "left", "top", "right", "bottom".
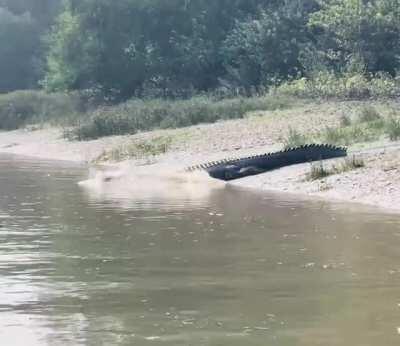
{"left": 0, "top": 0, "right": 61, "bottom": 92}
{"left": 1, "top": 0, "right": 400, "bottom": 100}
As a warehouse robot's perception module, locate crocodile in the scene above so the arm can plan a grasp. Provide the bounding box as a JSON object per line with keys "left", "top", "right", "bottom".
{"left": 186, "top": 144, "right": 347, "bottom": 181}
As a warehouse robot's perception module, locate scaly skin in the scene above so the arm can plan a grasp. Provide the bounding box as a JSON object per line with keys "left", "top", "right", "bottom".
{"left": 186, "top": 144, "right": 347, "bottom": 181}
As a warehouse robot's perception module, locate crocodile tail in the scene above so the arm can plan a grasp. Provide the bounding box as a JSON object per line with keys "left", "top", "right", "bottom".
{"left": 186, "top": 144, "right": 347, "bottom": 172}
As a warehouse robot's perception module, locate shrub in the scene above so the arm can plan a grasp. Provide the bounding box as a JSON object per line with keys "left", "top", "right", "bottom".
{"left": 284, "top": 127, "right": 308, "bottom": 148}
{"left": 337, "top": 156, "right": 365, "bottom": 172}
{"left": 0, "top": 90, "right": 83, "bottom": 130}
{"left": 307, "top": 161, "right": 330, "bottom": 180}
{"left": 357, "top": 105, "right": 381, "bottom": 123}
{"left": 72, "top": 94, "right": 294, "bottom": 140}
{"left": 324, "top": 127, "right": 345, "bottom": 145}
{"left": 306, "top": 156, "right": 365, "bottom": 181}
{"left": 386, "top": 117, "right": 400, "bottom": 141}
{"left": 274, "top": 72, "right": 400, "bottom": 100}
{"left": 322, "top": 122, "right": 384, "bottom": 146}
{"left": 339, "top": 114, "right": 352, "bottom": 127}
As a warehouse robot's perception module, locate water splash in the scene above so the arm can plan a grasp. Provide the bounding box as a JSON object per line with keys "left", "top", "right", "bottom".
{"left": 78, "top": 163, "right": 225, "bottom": 208}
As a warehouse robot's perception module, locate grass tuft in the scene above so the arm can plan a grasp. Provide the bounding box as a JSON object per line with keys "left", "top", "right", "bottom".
{"left": 274, "top": 72, "right": 400, "bottom": 100}
{"left": 322, "top": 119, "right": 385, "bottom": 146}
{"left": 386, "top": 117, "right": 400, "bottom": 141}
{"left": 324, "top": 127, "right": 345, "bottom": 145}
{"left": 338, "top": 155, "right": 365, "bottom": 171}
{"left": 307, "top": 161, "right": 331, "bottom": 180}
{"left": 339, "top": 114, "right": 352, "bottom": 127}
{"left": 306, "top": 155, "right": 365, "bottom": 181}
{"left": 284, "top": 127, "right": 308, "bottom": 148}
{"left": 357, "top": 105, "right": 381, "bottom": 123}
{"left": 72, "top": 94, "right": 294, "bottom": 140}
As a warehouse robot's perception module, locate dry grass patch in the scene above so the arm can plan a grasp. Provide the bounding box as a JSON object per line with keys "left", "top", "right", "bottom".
{"left": 386, "top": 117, "right": 400, "bottom": 141}
{"left": 357, "top": 105, "right": 382, "bottom": 123}
{"left": 306, "top": 155, "right": 365, "bottom": 181}
{"left": 95, "top": 135, "right": 173, "bottom": 162}
{"left": 284, "top": 127, "right": 308, "bottom": 148}
{"left": 307, "top": 161, "right": 331, "bottom": 180}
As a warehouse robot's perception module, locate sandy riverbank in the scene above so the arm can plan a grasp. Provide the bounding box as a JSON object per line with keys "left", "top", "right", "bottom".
{"left": 0, "top": 100, "right": 399, "bottom": 213}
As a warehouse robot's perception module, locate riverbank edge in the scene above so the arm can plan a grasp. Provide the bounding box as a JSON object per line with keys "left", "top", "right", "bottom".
{"left": 0, "top": 102, "right": 399, "bottom": 214}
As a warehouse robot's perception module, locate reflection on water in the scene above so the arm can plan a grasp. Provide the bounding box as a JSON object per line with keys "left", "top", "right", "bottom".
{"left": 0, "top": 154, "right": 400, "bottom": 346}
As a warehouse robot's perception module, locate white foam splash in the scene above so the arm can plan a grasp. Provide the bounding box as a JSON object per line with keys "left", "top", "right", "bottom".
{"left": 78, "top": 163, "right": 225, "bottom": 206}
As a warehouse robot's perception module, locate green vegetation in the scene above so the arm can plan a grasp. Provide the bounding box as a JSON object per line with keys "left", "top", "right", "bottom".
{"left": 308, "top": 161, "right": 331, "bottom": 181}
{"left": 284, "top": 128, "right": 308, "bottom": 149}
{"left": 307, "top": 156, "right": 365, "bottom": 181}
{"left": 0, "top": 0, "right": 61, "bottom": 92}
{"left": 69, "top": 94, "right": 293, "bottom": 140}
{"left": 357, "top": 105, "right": 382, "bottom": 123}
{"left": 320, "top": 109, "right": 394, "bottom": 146}
{"left": 2, "top": 1, "right": 400, "bottom": 141}
{"left": 340, "top": 156, "right": 366, "bottom": 171}
{"left": 0, "top": 90, "right": 83, "bottom": 130}
{"left": 386, "top": 117, "right": 400, "bottom": 141}
{"left": 283, "top": 104, "right": 400, "bottom": 147}
{"left": 322, "top": 123, "right": 383, "bottom": 146}
{"left": 339, "top": 114, "right": 352, "bottom": 127}
{"left": 274, "top": 72, "right": 400, "bottom": 100}
{"left": 1, "top": 0, "right": 400, "bottom": 98}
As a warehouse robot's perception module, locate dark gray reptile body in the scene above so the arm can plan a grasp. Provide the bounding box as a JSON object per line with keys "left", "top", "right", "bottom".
{"left": 187, "top": 144, "right": 347, "bottom": 181}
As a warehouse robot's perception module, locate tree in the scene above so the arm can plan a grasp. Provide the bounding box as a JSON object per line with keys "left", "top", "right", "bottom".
{"left": 309, "top": 0, "right": 400, "bottom": 74}
{"left": 0, "top": 0, "right": 62, "bottom": 92}
{"left": 0, "top": 0, "right": 60, "bottom": 25}
{"left": 222, "top": 1, "right": 317, "bottom": 90}
{"left": 0, "top": 8, "right": 39, "bottom": 92}
{"left": 43, "top": 0, "right": 270, "bottom": 98}
{"left": 43, "top": 4, "right": 101, "bottom": 92}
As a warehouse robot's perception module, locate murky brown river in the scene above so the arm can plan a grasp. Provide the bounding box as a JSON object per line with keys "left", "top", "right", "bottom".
{"left": 1, "top": 155, "right": 400, "bottom": 346}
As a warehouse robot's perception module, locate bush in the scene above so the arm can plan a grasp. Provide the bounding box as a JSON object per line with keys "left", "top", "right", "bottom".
{"left": 316, "top": 104, "right": 387, "bottom": 146}
{"left": 306, "top": 156, "right": 365, "bottom": 181}
{"left": 72, "top": 94, "right": 294, "bottom": 140}
{"left": 386, "top": 117, "right": 400, "bottom": 141}
{"left": 339, "top": 156, "right": 365, "bottom": 171}
{"left": 339, "top": 114, "right": 352, "bottom": 127}
{"left": 284, "top": 127, "right": 308, "bottom": 148}
{"left": 319, "top": 115, "right": 400, "bottom": 145}
{"left": 324, "top": 121, "right": 384, "bottom": 145}
{"left": 357, "top": 105, "right": 381, "bottom": 123}
{"left": 307, "top": 161, "right": 330, "bottom": 180}
{"left": 274, "top": 72, "right": 400, "bottom": 100}
{"left": 0, "top": 90, "right": 83, "bottom": 130}
{"left": 324, "top": 127, "right": 346, "bottom": 145}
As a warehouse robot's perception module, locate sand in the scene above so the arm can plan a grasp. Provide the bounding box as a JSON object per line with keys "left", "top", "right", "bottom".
{"left": 0, "top": 101, "right": 399, "bottom": 213}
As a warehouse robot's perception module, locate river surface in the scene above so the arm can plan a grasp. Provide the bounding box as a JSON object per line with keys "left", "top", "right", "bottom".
{"left": 0, "top": 155, "right": 400, "bottom": 346}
